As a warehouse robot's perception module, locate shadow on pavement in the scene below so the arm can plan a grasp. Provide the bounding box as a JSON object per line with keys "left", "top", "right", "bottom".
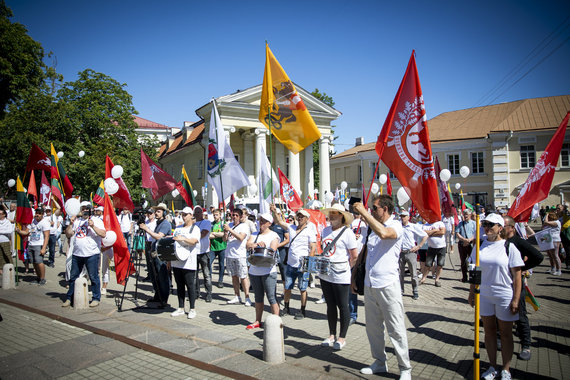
{"left": 537, "top": 295, "right": 570, "bottom": 305}
{"left": 209, "top": 309, "right": 249, "bottom": 326}
{"left": 531, "top": 325, "right": 570, "bottom": 338}
{"left": 407, "top": 311, "right": 472, "bottom": 328}
{"left": 444, "top": 296, "right": 469, "bottom": 305}
{"left": 410, "top": 349, "right": 472, "bottom": 378}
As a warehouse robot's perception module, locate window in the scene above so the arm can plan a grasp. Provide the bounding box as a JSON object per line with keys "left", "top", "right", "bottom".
{"left": 561, "top": 143, "right": 570, "bottom": 167}
{"left": 389, "top": 170, "right": 396, "bottom": 179}
{"left": 448, "top": 154, "right": 460, "bottom": 175}
{"left": 520, "top": 145, "right": 535, "bottom": 168}
{"left": 358, "top": 165, "right": 362, "bottom": 183}
{"left": 471, "top": 152, "right": 484, "bottom": 174}
{"left": 198, "top": 159, "right": 203, "bottom": 179}
{"left": 285, "top": 156, "right": 289, "bottom": 177}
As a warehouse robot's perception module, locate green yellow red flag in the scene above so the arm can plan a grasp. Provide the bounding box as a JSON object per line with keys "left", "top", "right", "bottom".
{"left": 16, "top": 176, "right": 33, "bottom": 224}
{"left": 50, "top": 143, "right": 73, "bottom": 197}
{"left": 259, "top": 44, "right": 321, "bottom": 154}
{"left": 93, "top": 180, "right": 105, "bottom": 207}
{"left": 176, "top": 165, "right": 196, "bottom": 208}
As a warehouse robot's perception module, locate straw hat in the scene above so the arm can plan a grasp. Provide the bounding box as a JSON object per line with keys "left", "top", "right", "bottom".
{"left": 322, "top": 203, "right": 354, "bottom": 226}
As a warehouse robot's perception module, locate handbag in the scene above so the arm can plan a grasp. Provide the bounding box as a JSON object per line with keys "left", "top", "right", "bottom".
{"left": 353, "top": 228, "right": 371, "bottom": 296}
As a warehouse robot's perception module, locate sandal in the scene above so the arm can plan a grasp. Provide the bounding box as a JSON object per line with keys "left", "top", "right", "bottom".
{"left": 246, "top": 321, "right": 262, "bottom": 330}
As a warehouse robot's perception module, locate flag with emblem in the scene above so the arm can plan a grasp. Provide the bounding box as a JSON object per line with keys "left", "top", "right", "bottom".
{"left": 259, "top": 44, "right": 321, "bottom": 154}
{"left": 207, "top": 100, "right": 250, "bottom": 202}
{"left": 375, "top": 51, "right": 440, "bottom": 223}
{"left": 278, "top": 168, "right": 303, "bottom": 212}
{"left": 39, "top": 170, "right": 51, "bottom": 207}
{"left": 50, "top": 143, "right": 73, "bottom": 197}
{"left": 176, "top": 165, "right": 196, "bottom": 208}
{"left": 141, "top": 149, "right": 177, "bottom": 200}
{"left": 25, "top": 143, "right": 51, "bottom": 172}
{"left": 92, "top": 180, "right": 105, "bottom": 207}
{"left": 258, "top": 146, "right": 279, "bottom": 214}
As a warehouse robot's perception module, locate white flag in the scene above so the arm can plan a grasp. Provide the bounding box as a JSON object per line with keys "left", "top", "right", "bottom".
{"left": 207, "top": 101, "right": 250, "bottom": 201}
{"left": 258, "top": 146, "right": 279, "bottom": 214}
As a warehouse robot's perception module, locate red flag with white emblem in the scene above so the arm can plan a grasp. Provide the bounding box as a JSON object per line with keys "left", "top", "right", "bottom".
{"left": 140, "top": 149, "right": 177, "bottom": 200}
{"left": 508, "top": 112, "right": 569, "bottom": 222}
{"left": 375, "top": 51, "right": 441, "bottom": 223}
{"left": 278, "top": 168, "right": 303, "bottom": 212}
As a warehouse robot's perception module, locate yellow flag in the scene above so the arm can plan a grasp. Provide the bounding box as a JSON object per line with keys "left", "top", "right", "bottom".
{"left": 259, "top": 44, "right": 321, "bottom": 154}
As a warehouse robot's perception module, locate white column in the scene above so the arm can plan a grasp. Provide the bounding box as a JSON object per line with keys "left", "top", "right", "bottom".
{"left": 275, "top": 140, "right": 285, "bottom": 171}
{"left": 242, "top": 131, "right": 255, "bottom": 178}
{"left": 254, "top": 128, "right": 268, "bottom": 178}
{"left": 289, "top": 150, "right": 301, "bottom": 194}
{"left": 319, "top": 135, "right": 331, "bottom": 200}
{"left": 304, "top": 144, "right": 314, "bottom": 201}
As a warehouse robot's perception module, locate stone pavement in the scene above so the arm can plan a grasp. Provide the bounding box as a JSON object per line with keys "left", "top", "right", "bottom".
{"left": 0, "top": 245, "right": 569, "bottom": 379}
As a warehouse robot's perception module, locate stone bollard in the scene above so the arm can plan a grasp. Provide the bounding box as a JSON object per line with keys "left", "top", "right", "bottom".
{"left": 2, "top": 264, "right": 15, "bottom": 289}
{"left": 263, "top": 314, "right": 285, "bottom": 364}
{"left": 73, "top": 277, "right": 89, "bottom": 309}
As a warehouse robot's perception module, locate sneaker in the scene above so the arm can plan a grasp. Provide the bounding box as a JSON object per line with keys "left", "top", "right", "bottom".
{"left": 481, "top": 366, "right": 497, "bottom": 380}
{"left": 310, "top": 281, "right": 315, "bottom": 288}
{"left": 89, "top": 300, "right": 100, "bottom": 308}
{"left": 519, "top": 348, "right": 531, "bottom": 360}
{"left": 38, "top": 279, "right": 47, "bottom": 286}
{"left": 399, "top": 369, "right": 412, "bottom": 380}
{"left": 244, "top": 298, "right": 252, "bottom": 307}
{"left": 62, "top": 299, "right": 71, "bottom": 307}
{"left": 227, "top": 296, "right": 241, "bottom": 304}
{"left": 101, "top": 288, "right": 107, "bottom": 295}
{"left": 360, "top": 360, "right": 388, "bottom": 375}
{"left": 412, "top": 293, "right": 419, "bottom": 300}
{"left": 349, "top": 318, "right": 356, "bottom": 326}
{"left": 435, "top": 280, "right": 442, "bottom": 287}
{"left": 333, "top": 340, "right": 346, "bottom": 350}
{"left": 546, "top": 267, "right": 554, "bottom": 274}
{"left": 171, "top": 308, "right": 186, "bottom": 317}
{"left": 205, "top": 293, "right": 212, "bottom": 303}
{"left": 500, "top": 369, "right": 511, "bottom": 380}
{"left": 216, "top": 281, "right": 223, "bottom": 288}
{"left": 554, "top": 270, "right": 562, "bottom": 276}
{"left": 315, "top": 296, "right": 326, "bottom": 304}
{"left": 187, "top": 309, "right": 196, "bottom": 319}
{"left": 246, "top": 321, "right": 261, "bottom": 330}
{"left": 294, "top": 311, "right": 305, "bottom": 320}
{"left": 321, "top": 337, "right": 334, "bottom": 347}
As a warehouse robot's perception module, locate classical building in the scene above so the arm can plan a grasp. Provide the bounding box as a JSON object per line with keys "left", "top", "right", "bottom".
{"left": 330, "top": 95, "right": 570, "bottom": 209}
{"left": 157, "top": 84, "right": 341, "bottom": 208}
{"left": 133, "top": 115, "right": 178, "bottom": 143}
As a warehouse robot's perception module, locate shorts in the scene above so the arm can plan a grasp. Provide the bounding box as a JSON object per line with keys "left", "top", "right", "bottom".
{"left": 250, "top": 272, "right": 278, "bottom": 304}
{"left": 480, "top": 294, "right": 519, "bottom": 322}
{"left": 226, "top": 257, "right": 248, "bottom": 279}
{"left": 285, "top": 264, "right": 308, "bottom": 291}
{"left": 27, "top": 245, "right": 44, "bottom": 264}
{"left": 418, "top": 249, "right": 427, "bottom": 263}
{"left": 426, "top": 247, "right": 446, "bottom": 267}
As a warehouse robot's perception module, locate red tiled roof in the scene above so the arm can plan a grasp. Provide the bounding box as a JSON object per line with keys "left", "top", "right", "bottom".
{"left": 159, "top": 121, "right": 205, "bottom": 157}
{"left": 133, "top": 115, "right": 171, "bottom": 130}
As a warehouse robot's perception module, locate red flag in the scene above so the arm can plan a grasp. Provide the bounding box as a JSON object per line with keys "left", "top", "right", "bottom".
{"left": 508, "top": 112, "right": 570, "bottom": 222}
{"left": 375, "top": 51, "right": 441, "bottom": 223}
{"left": 26, "top": 143, "right": 51, "bottom": 172}
{"left": 39, "top": 171, "right": 51, "bottom": 206}
{"left": 105, "top": 156, "right": 134, "bottom": 211}
{"left": 434, "top": 157, "right": 453, "bottom": 217}
{"left": 102, "top": 193, "right": 135, "bottom": 285}
{"left": 305, "top": 209, "right": 327, "bottom": 254}
{"left": 140, "top": 149, "right": 177, "bottom": 200}
{"left": 28, "top": 170, "right": 38, "bottom": 209}
{"left": 386, "top": 174, "right": 393, "bottom": 196}
{"left": 278, "top": 168, "right": 303, "bottom": 211}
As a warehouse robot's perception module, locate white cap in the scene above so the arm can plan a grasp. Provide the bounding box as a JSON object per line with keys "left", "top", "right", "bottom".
{"left": 258, "top": 213, "right": 273, "bottom": 224}
{"left": 483, "top": 213, "right": 504, "bottom": 227}
{"left": 80, "top": 201, "right": 92, "bottom": 208}
{"left": 181, "top": 206, "right": 193, "bottom": 214}
{"left": 95, "top": 206, "right": 104, "bottom": 211}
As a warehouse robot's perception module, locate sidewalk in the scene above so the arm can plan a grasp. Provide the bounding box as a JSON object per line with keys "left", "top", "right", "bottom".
{"left": 1, "top": 246, "right": 569, "bottom": 379}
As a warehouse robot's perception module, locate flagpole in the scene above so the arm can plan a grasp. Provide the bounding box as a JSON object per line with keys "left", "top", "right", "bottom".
{"left": 266, "top": 41, "right": 275, "bottom": 209}
{"left": 212, "top": 99, "right": 226, "bottom": 223}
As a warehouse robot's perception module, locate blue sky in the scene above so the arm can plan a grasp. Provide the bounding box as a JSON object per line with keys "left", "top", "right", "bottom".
{"left": 8, "top": 0, "right": 570, "bottom": 152}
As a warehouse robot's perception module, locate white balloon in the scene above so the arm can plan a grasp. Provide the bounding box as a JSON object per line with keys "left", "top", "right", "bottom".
{"left": 340, "top": 181, "right": 348, "bottom": 190}
{"left": 371, "top": 183, "right": 380, "bottom": 195}
{"left": 171, "top": 189, "right": 180, "bottom": 198}
{"left": 379, "top": 174, "right": 387, "bottom": 185}
{"left": 104, "top": 178, "right": 119, "bottom": 195}
{"left": 324, "top": 191, "right": 334, "bottom": 203}
{"left": 397, "top": 187, "right": 410, "bottom": 206}
{"left": 7, "top": 179, "right": 15, "bottom": 188}
{"left": 64, "top": 198, "right": 81, "bottom": 217}
{"left": 111, "top": 165, "right": 123, "bottom": 179}
{"left": 455, "top": 183, "right": 461, "bottom": 190}
{"left": 78, "top": 150, "right": 85, "bottom": 158}
{"left": 344, "top": 199, "right": 350, "bottom": 210}
{"left": 142, "top": 200, "right": 148, "bottom": 209}
{"left": 102, "top": 231, "right": 117, "bottom": 247}
{"left": 57, "top": 151, "right": 64, "bottom": 158}
{"left": 439, "top": 169, "right": 451, "bottom": 182}
{"left": 460, "top": 166, "right": 470, "bottom": 178}
{"left": 193, "top": 189, "right": 198, "bottom": 197}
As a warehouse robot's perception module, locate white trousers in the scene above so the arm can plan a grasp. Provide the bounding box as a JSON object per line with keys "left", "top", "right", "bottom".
{"left": 364, "top": 280, "right": 411, "bottom": 371}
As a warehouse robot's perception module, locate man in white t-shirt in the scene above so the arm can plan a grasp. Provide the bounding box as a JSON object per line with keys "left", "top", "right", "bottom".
{"left": 45, "top": 208, "right": 62, "bottom": 268}
{"left": 22, "top": 208, "right": 50, "bottom": 284}
{"left": 399, "top": 210, "right": 428, "bottom": 300}
{"left": 420, "top": 219, "right": 446, "bottom": 287}
{"left": 119, "top": 208, "right": 133, "bottom": 251}
{"left": 193, "top": 206, "right": 212, "bottom": 302}
{"left": 62, "top": 202, "right": 106, "bottom": 308}
{"left": 352, "top": 195, "right": 412, "bottom": 379}
{"left": 224, "top": 208, "right": 252, "bottom": 306}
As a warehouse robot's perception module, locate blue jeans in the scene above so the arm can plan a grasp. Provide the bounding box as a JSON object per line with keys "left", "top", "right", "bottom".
{"left": 66, "top": 254, "right": 101, "bottom": 302}
{"left": 349, "top": 292, "right": 358, "bottom": 321}
{"left": 285, "top": 264, "right": 308, "bottom": 291}
{"left": 123, "top": 232, "right": 131, "bottom": 252}
{"left": 208, "top": 249, "right": 225, "bottom": 283}
{"left": 48, "top": 235, "right": 57, "bottom": 264}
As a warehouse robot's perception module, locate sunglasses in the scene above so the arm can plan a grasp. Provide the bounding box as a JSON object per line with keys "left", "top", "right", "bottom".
{"left": 481, "top": 221, "right": 498, "bottom": 228}
{"left": 372, "top": 205, "right": 382, "bottom": 211}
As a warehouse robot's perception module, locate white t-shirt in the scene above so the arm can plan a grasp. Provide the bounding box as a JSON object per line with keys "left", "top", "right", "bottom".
{"left": 248, "top": 230, "right": 280, "bottom": 276}
{"left": 226, "top": 222, "right": 250, "bottom": 259}
{"left": 119, "top": 213, "right": 132, "bottom": 234}
{"left": 442, "top": 216, "right": 454, "bottom": 233}
{"left": 351, "top": 219, "right": 368, "bottom": 252}
{"left": 365, "top": 216, "right": 403, "bottom": 289}
{"left": 401, "top": 222, "right": 427, "bottom": 251}
{"left": 145, "top": 218, "right": 157, "bottom": 242}
{"left": 470, "top": 239, "right": 524, "bottom": 298}
{"left": 319, "top": 226, "right": 357, "bottom": 284}
{"left": 550, "top": 221, "right": 561, "bottom": 243}
{"left": 72, "top": 217, "right": 106, "bottom": 257}
{"left": 28, "top": 218, "right": 51, "bottom": 247}
{"left": 48, "top": 214, "right": 62, "bottom": 235}
{"left": 426, "top": 221, "right": 446, "bottom": 248}
{"left": 287, "top": 224, "right": 317, "bottom": 268}
{"left": 171, "top": 224, "right": 201, "bottom": 270}
{"left": 195, "top": 219, "right": 211, "bottom": 253}
{"left": 0, "top": 219, "right": 14, "bottom": 243}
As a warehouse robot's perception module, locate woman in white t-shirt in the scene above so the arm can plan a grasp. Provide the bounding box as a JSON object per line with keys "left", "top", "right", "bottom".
{"left": 543, "top": 212, "right": 562, "bottom": 276}
{"left": 169, "top": 207, "right": 201, "bottom": 319}
{"left": 319, "top": 204, "right": 358, "bottom": 351}
{"left": 245, "top": 213, "right": 280, "bottom": 330}
{"left": 468, "top": 213, "right": 524, "bottom": 380}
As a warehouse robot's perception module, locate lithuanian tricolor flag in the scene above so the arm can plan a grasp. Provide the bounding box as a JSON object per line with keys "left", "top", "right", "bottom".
{"left": 525, "top": 284, "right": 540, "bottom": 311}
{"left": 15, "top": 176, "right": 33, "bottom": 224}
{"left": 50, "top": 177, "right": 64, "bottom": 209}
{"left": 92, "top": 180, "right": 105, "bottom": 207}
{"left": 176, "top": 165, "right": 196, "bottom": 208}
{"left": 50, "top": 143, "right": 74, "bottom": 197}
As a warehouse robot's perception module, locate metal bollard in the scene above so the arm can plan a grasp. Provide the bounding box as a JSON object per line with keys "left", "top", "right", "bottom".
{"left": 263, "top": 314, "right": 285, "bottom": 363}
{"left": 2, "top": 264, "right": 15, "bottom": 289}
{"left": 73, "top": 277, "right": 89, "bottom": 309}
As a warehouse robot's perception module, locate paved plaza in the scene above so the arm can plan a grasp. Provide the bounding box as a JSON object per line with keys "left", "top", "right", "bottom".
{"left": 0, "top": 245, "right": 569, "bottom": 379}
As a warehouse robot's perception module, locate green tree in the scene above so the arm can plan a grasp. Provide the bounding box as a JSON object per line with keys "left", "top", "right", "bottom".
{"left": 311, "top": 88, "right": 337, "bottom": 192}
{"left": 0, "top": 1, "right": 46, "bottom": 117}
